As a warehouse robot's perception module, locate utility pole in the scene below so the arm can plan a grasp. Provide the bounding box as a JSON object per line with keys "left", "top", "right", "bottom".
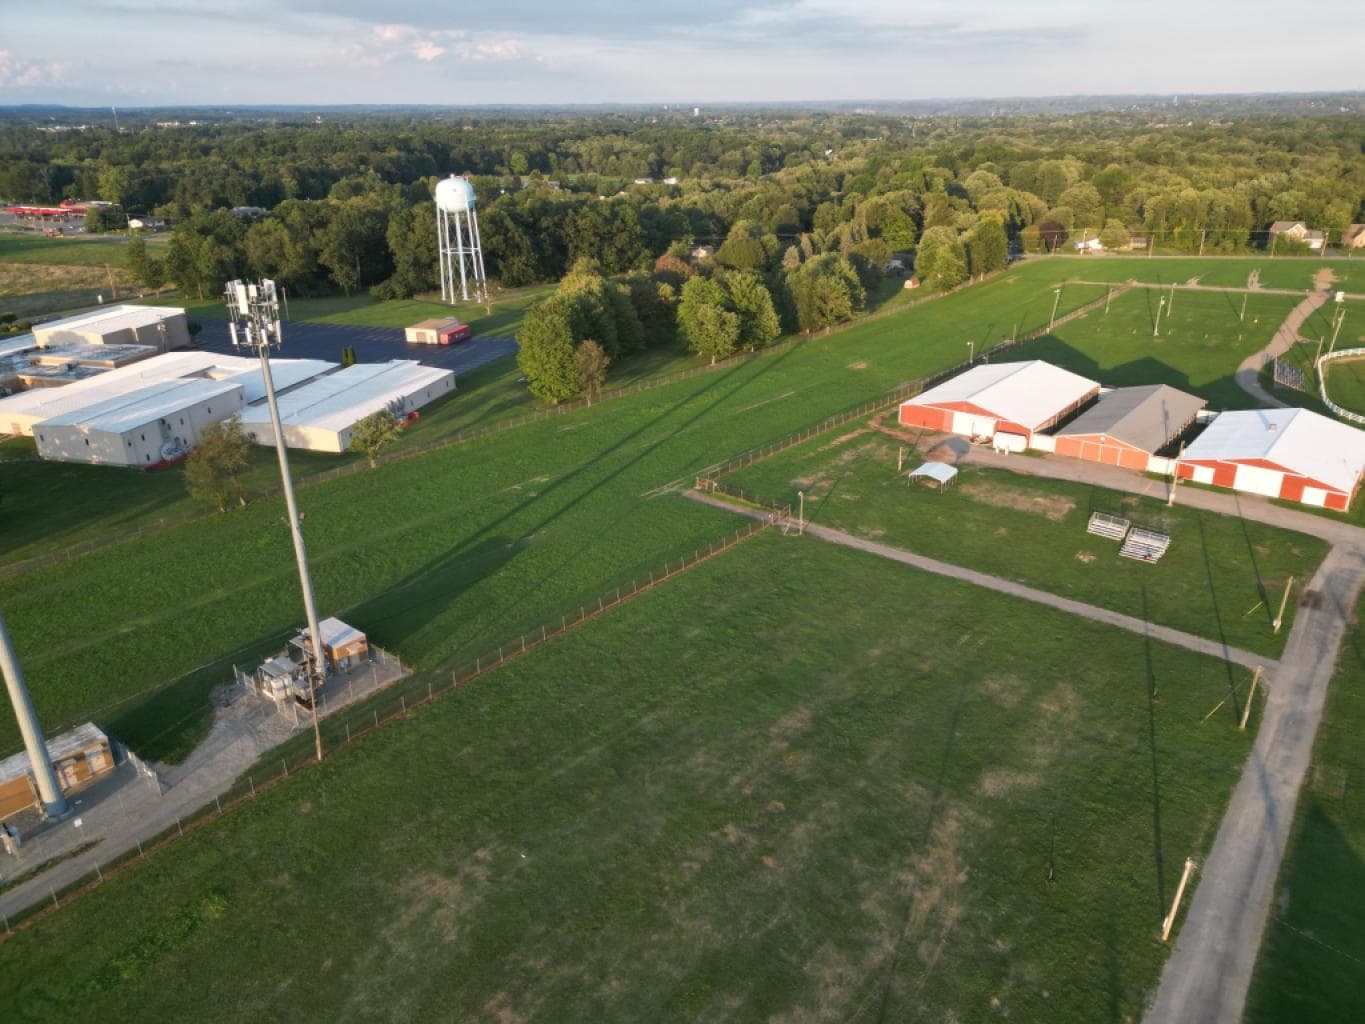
{"left": 1153, "top": 295, "right": 1167, "bottom": 338}
{"left": 225, "top": 279, "right": 327, "bottom": 763}
{"left": 1328, "top": 295, "right": 1348, "bottom": 356}
{"left": 1168, "top": 285, "right": 1176, "bottom": 315}
{"left": 1049, "top": 288, "right": 1062, "bottom": 332}
{"left": 0, "top": 612, "right": 68, "bottom": 818}
{"left": 1167, "top": 441, "right": 1185, "bottom": 507}
{"left": 967, "top": 340, "right": 974, "bottom": 364}
{"left": 1240, "top": 293, "right": 1248, "bottom": 323}
{"left": 1273, "top": 577, "right": 1295, "bottom": 634}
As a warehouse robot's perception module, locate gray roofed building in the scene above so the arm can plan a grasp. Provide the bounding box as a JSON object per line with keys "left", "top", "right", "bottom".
{"left": 1056, "top": 384, "right": 1206, "bottom": 454}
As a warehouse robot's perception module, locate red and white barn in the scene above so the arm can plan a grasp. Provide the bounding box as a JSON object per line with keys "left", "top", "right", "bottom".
{"left": 1053, "top": 384, "right": 1206, "bottom": 471}
{"left": 1177, "top": 407, "right": 1365, "bottom": 511}
{"left": 898, "top": 361, "right": 1099, "bottom": 447}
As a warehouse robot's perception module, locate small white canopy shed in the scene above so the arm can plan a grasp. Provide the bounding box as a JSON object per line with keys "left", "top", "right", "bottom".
{"left": 908, "top": 462, "right": 959, "bottom": 490}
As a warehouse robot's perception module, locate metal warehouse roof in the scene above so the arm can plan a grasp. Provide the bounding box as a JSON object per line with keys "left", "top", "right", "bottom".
{"left": 34, "top": 304, "right": 186, "bottom": 337}
{"left": 239, "top": 360, "right": 453, "bottom": 433}
{"left": 1055, "top": 385, "right": 1206, "bottom": 453}
{"left": 0, "top": 350, "right": 227, "bottom": 425}
{"left": 0, "top": 352, "right": 328, "bottom": 432}
{"left": 39, "top": 377, "right": 242, "bottom": 434}
{"left": 1183, "top": 407, "right": 1365, "bottom": 495}
{"left": 0, "top": 334, "right": 37, "bottom": 360}
{"left": 902, "top": 360, "right": 1099, "bottom": 430}
{"left": 214, "top": 358, "right": 336, "bottom": 403}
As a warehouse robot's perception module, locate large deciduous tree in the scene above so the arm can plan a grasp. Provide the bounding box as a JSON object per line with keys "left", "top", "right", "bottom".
{"left": 185, "top": 416, "right": 251, "bottom": 512}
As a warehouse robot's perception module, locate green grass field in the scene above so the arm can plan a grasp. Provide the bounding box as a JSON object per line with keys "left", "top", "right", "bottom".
{"left": 0, "top": 535, "right": 1253, "bottom": 1022}
{"left": 0, "top": 266, "right": 1123, "bottom": 761}
{"left": 0, "top": 235, "right": 156, "bottom": 267}
{"left": 1246, "top": 591, "right": 1365, "bottom": 1021}
{"left": 725, "top": 431, "right": 1327, "bottom": 658}
{"left": 999, "top": 287, "right": 1307, "bottom": 410}
{"left": 1322, "top": 356, "right": 1365, "bottom": 415}
{"left": 1026, "top": 255, "right": 1360, "bottom": 292}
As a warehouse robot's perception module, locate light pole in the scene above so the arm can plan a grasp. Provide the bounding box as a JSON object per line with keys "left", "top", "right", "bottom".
{"left": 1153, "top": 295, "right": 1167, "bottom": 338}
{"left": 967, "top": 340, "right": 974, "bottom": 363}
{"left": 225, "top": 279, "right": 327, "bottom": 763}
{"left": 1328, "top": 293, "right": 1348, "bottom": 357}
{"left": 1049, "top": 288, "right": 1062, "bottom": 332}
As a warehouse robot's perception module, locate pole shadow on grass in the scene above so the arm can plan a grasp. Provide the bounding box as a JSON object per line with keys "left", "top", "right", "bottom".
{"left": 1142, "top": 585, "right": 1167, "bottom": 917}
{"left": 1232, "top": 495, "right": 1273, "bottom": 627}
{"left": 1197, "top": 517, "right": 1245, "bottom": 719}
{"left": 872, "top": 686, "right": 965, "bottom": 1024}
{"left": 353, "top": 344, "right": 805, "bottom": 662}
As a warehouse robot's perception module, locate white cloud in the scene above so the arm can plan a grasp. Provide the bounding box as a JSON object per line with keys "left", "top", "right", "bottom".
{"left": 412, "top": 41, "right": 446, "bottom": 62}
{"left": 0, "top": 49, "right": 69, "bottom": 89}
{"left": 453, "top": 39, "right": 524, "bottom": 62}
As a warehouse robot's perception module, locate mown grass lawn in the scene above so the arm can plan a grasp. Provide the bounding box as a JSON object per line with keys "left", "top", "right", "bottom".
{"left": 998, "top": 287, "right": 1305, "bottom": 410}
{"left": 1322, "top": 355, "right": 1365, "bottom": 416}
{"left": 1246, "top": 591, "right": 1365, "bottom": 1022}
{"left": 725, "top": 431, "right": 1328, "bottom": 659}
{"left": 0, "top": 267, "right": 1120, "bottom": 760}
{"left": 0, "top": 235, "right": 156, "bottom": 267}
{"left": 0, "top": 534, "right": 1252, "bottom": 1023}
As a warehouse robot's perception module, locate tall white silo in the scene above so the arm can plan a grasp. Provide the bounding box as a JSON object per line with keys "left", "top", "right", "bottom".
{"left": 435, "top": 174, "right": 488, "bottom": 304}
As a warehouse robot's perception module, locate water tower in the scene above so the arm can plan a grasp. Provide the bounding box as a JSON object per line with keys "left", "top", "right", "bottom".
{"left": 435, "top": 174, "right": 487, "bottom": 304}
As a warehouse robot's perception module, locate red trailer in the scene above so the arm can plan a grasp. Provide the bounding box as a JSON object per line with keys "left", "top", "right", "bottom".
{"left": 438, "top": 322, "right": 472, "bottom": 345}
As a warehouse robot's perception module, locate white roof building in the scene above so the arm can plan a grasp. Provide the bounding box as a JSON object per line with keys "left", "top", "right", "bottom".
{"left": 239, "top": 360, "right": 455, "bottom": 453}
{"left": 33, "top": 304, "right": 190, "bottom": 351}
{"left": 34, "top": 377, "right": 245, "bottom": 467}
{"left": 0, "top": 351, "right": 334, "bottom": 436}
{"left": 898, "top": 360, "right": 1100, "bottom": 441}
{"left": 1179, "top": 407, "right": 1365, "bottom": 510}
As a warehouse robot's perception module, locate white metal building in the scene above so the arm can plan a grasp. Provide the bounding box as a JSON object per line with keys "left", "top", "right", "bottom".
{"left": 238, "top": 360, "right": 455, "bottom": 452}
{"left": 898, "top": 361, "right": 1100, "bottom": 445}
{"left": 1178, "top": 407, "right": 1365, "bottom": 511}
{"left": 33, "top": 305, "right": 190, "bottom": 352}
{"left": 34, "top": 377, "right": 245, "bottom": 466}
{"left": 0, "top": 352, "right": 333, "bottom": 436}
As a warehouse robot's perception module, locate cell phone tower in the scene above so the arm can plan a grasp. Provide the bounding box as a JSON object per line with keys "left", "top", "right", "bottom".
{"left": 435, "top": 174, "right": 487, "bottom": 304}
{"left": 224, "top": 278, "right": 326, "bottom": 762}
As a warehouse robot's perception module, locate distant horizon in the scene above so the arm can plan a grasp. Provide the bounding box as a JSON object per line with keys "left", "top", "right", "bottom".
{"left": 1, "top": 89, "right": 1361, "bottom": 115}
{"left": 3, "top": 1, "right": 1363, "bottom": 107}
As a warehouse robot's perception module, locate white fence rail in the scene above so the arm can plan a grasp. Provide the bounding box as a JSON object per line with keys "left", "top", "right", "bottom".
{"left": 1317, "top": 347, "right": 1365, "bottom": 427}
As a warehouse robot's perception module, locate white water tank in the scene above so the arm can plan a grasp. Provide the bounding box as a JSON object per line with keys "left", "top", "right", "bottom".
{"left": 435, "top": 175, "right": 476, "bottom": 213}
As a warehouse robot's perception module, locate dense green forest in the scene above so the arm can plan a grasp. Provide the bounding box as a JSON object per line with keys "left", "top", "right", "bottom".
{"left": 3, "top": 106, "right": 1361, "bottom": 398}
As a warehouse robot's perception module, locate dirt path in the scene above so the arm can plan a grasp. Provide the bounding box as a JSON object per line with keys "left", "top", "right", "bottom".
{"left": 1144, "top": 543, "right": 1365, "bottom": 1023}
{"left": 685, "top": 490, "right": 1267, "bottom": 670}
{"left": 1233, "top": 290, "right": 1329, "bottom": 407}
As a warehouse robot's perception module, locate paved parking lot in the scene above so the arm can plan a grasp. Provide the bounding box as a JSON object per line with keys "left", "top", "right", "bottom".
{"left": 192, "top": 318, "right": 518, "bottom": 375}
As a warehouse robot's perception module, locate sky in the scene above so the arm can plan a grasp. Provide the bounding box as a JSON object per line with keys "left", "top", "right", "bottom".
{"left": 1, "top": 0, "right": 1362, "bottom": 107}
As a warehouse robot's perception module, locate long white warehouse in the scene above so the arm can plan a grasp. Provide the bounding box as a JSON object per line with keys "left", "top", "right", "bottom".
{"left": 0, "top": 352, "right": 334, "bottom": 436}
{"left": 239, "top": 360, "right": 455, "bottom": 452}
{"left": 33, "top": 304, "right": 190, "bottom": 351}
{"left": 34, "top": 378, "right": 245, "bottom": 467}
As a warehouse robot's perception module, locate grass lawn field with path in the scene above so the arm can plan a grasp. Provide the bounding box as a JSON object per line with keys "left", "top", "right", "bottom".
{"left": 725, "top": 431, "right": 1328, "bottom": 659}
{"left": 1245, "top": 591, "right": 1365, "bottom": 1022}
{"left": 0, "top": 268, "right": 1119, "bottom": 761}
{"left": 998, "top": 287, "right": 1319, "bottom": 410}
{"left": 0, "top": 535, "right": 1254, "bottom": 1023}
